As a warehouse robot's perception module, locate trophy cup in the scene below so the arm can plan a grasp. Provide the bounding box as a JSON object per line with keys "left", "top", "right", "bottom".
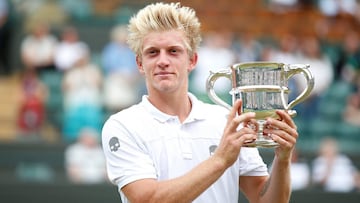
{"left": 206, "top": 62, "right": 314, "bottom": 148}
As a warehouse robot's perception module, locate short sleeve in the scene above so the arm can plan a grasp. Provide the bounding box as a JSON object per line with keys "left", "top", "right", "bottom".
{"left": 102, "top": 117, "right": 157, "bottom": 189}
{"left": 238, "top": 147, "right": 269, "bottom": 176}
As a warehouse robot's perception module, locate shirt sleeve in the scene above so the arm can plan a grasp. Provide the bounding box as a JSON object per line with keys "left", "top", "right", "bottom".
{"left": 238, "top": 147, "right": 269, "bottom": 176}
{"left": 102, "top": 117, "right": 157, "bottom": 189}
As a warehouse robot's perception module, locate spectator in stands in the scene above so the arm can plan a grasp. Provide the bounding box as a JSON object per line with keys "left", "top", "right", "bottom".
{"left": 233, "top": 32, "right": 263, "bottom": 63}
{"left": 190, "top": 31, "right": 236, "bottom": 103}
{"left": 54, "top": 26, "right": 89, "bottom": 72}
{"left": 269, "top": 34, "right": 300, "bottom": 64}
{"left": 289, "top": 148, "right": 310, "bottom": 191}
{"left": 318, "top": 0, "right": 358, "bottom": 17}
{"left": 268, "top": 147, "right": 310, "bottom": 191}
{"left": 64, "top": 127, "right": 107, "bottom": 184}
{"left": 267, "top": 34, "right": 301, "bottom": 101}
{"left": 62, "top": 49, "right": 103, "bottom": 142}
{"left": 20, "top": 21, "right": 58, "bottom": 75}
{"left": 340, "top": 30, "right": 360, "bottom": 88}
{"left": 343, "top": 86, "right": 360, "bottom": 126}
{"left": 16, "top": 69, "right": 48, "bottom": 141}
{"left": 17, "top": 0, "right": 68, "bottom": 32}
{"left": 312, "top": 137, "right": 359, "bottom": 192}
{"left": 268, "top": 0, "right": 300, "bottom": 13}
{"left": 0, "top": 0, "right": 12, "bottom": 75}
{"left": 293, "top": 36, "right": 334, "bottom": 120}
{"left": 101, "top": 25, "right": 137, "bottom": 76}
{"left": 101, "top": 24, "right": 142, "bottom": 113}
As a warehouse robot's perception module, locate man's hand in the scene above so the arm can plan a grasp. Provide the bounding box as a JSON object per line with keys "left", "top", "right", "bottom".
{"left": 264, "top": 110, "right": 298, "bottom": 160}
{"left": 213, "top": 99, "right": 257, "bottom": 168}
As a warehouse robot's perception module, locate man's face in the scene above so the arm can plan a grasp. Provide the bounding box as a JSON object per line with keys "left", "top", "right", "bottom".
{"left": 136, "top": 30, "right": 197, "bottom": 95}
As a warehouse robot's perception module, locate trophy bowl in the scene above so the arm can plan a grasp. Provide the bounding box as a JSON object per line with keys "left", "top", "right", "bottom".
{"left": 206, "top": 62, "right": 314, "bottom": 148}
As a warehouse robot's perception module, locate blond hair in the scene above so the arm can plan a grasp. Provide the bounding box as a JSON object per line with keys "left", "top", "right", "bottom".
{"left": 127, "top": 2, "right": 201, "bottom": 56}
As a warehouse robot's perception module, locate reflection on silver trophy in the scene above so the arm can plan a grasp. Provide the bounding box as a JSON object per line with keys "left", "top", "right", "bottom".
{"left": 206, "top": 62, "right": 314, "bottom": 148}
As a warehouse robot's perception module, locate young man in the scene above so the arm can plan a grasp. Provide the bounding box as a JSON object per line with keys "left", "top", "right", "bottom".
{"left": 102, "top": 2, "right": 298, "bottom": 203}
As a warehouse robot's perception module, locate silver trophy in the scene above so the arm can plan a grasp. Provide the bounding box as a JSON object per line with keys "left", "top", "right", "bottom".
{"left": 206, "top": 62, "right": 314, "bottom": 148}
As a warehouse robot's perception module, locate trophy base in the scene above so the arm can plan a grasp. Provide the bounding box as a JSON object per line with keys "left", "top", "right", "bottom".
{"left": 243, "top": 139, "right": 279, "bottom": 148}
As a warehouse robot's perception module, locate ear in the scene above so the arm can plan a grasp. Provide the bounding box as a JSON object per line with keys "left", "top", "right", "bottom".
{"left": 188, "top": 53, "right": 198, "bottom": 73}
{"left": 136, "top": 55, "right": 145, "bottom": 74}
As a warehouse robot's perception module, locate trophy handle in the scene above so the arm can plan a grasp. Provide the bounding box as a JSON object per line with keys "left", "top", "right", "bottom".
{"left": 206, "top": 68, "right": 232, "bottom": 110}
{"left": 282, "top": 64, "right": 315, "bottom": 110}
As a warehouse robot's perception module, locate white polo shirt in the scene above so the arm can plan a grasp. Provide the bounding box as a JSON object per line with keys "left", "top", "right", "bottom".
{"left": 102, "top": 93, "right": 268, "bottom": 203}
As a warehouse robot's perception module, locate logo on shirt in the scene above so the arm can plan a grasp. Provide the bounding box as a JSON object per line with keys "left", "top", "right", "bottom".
{"left": 109, "top": 137, "right": 120, "bottom": 152}
{"left": 209, "top": 145, "right": 217, "bottom": 156}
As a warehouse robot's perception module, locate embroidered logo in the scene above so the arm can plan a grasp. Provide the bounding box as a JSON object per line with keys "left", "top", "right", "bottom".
{"left": 209, "top": 145, "right": 217, "bottom": 156}
{"left": 109, "top": 137, "right": 120, "bottom": 152}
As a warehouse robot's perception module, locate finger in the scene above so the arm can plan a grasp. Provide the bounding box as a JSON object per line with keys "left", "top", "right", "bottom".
{"left": 264, "top": 120, "right": 298, "bottom": 150}
{"left": 244, "top": 118, "right": 258, "bottom": 130}
{"left": 271, "top": 133, "right": 295, "bottom": 149}
{"left": 265, "top": 120, "right": 298, "bottom": 139}
{"left": 268, "top": 129, "right": 297, "bottom": 144}
{"left": 234, "top": 99, "right": 243, "bottom": 115}
{"left": 226, "top": 99, "right": 243, "bottom": 126}
{"left": 268, "top": 111, "right": 298, "bottom": 133}
{"left": 227, "top": 126, "right": 257, "bottom": 144}
{"left": 275, "top": 110, "right": 297, "bottom": 129}
{"left": 238, "top": 132, "right": 257, "bottom": 145}
{"left": 226, "top": 112, "right": 256, "bottom": 133}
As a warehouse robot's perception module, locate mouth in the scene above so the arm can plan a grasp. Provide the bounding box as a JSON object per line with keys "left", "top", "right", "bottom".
{"left": 154, "top": 72, "right": 174, "bottom": 76}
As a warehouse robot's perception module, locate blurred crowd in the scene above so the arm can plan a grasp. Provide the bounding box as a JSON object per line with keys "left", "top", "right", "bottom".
{"left": 291, "top": 136, "right": 360, "bottom": 192}
{"left": 0, "top": 0, "right": 360, "bottom": 189}
{"left": 0, "top": 0, "right": 358, "bottom": 143}
{"left": 273, "top": 136, "right": 360, "bottom": 193}
{"left": 16, "top": 21, "right": 144, "bottom": 143}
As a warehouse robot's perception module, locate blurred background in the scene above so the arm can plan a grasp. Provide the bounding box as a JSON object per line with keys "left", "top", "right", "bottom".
{"left": 0, "top": 0, "right": 360, "bottom": 202}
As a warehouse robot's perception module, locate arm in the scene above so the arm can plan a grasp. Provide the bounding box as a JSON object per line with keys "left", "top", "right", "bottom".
{"left": 259, "top": 155, "right": 292, "bottom": 203}
{"left": 122, "top": 100, "right": 257, "bottom": 203}
{"left": 240, "top": 110, "right": 297, "bottom": 203}
{"left": 122, "top": 155, "right": 227, "bottom": 203}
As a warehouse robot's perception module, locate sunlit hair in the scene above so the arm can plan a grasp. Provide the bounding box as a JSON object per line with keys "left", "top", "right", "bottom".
{"left": 127, "top": 2, "right": 202, "bottom": 57}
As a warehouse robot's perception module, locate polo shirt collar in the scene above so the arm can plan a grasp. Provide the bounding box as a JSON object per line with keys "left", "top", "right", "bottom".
{"left": 141, "top": 93, "right": 207, "bottom": 123}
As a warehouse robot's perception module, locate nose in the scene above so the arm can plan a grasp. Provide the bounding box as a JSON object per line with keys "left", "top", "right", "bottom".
{"left": 157, "top": 50, "right": 170, "bottom": 68}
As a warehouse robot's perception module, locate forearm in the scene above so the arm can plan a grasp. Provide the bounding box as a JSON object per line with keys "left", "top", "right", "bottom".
{"left": 259, "top": 157, "right": 291, "bottom": 203}
{"left": 124, "top": 156, "right": 227, "bottom": 203}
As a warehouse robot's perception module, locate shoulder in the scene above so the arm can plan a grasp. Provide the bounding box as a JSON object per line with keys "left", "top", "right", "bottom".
{"left": 202, "top": 102, "right": 229, "bottom": 114}
{"left": 102, "top": 104, "right": 146, "bottom": 132}
{"left": 192, "top": 96, "right": 230, "bottom": 119}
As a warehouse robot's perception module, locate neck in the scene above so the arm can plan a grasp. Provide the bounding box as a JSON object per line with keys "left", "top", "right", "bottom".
{"left": 148, "top": 91, "right": 192, "bottom": 123}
